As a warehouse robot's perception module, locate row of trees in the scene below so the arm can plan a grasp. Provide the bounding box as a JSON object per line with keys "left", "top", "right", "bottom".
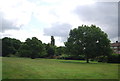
{"left": 2, "top": 36, "right": 66, "bottom": 59}
{"left": 2, "top": 25, "right": 116, "bottom": 63}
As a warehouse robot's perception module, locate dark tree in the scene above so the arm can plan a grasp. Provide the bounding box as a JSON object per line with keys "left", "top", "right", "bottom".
{"left": 47, "top": 45, "right": 55, "bottom": 58}
{"left": 17, "top": 43, "right": 31, "bottom": 57}
{"left": 65, "top": 25, "right": 112, "bottom": 63}
{"left": 2, "top": 37, "right": 21, "bottom": 57}
{"left": 18, "top": 37, "right": 44, "bottom": 59}
{"left": 51, "top": 36, "right": 55, "bottom": 46}
{"left": 56, "top": 46, "right": 66, "bottom": 56}
{"left": 45, "top": 43, "right": 55, "bottom": 58}
{"left": 0, "top": 39, "right": 2, "bottom": 56}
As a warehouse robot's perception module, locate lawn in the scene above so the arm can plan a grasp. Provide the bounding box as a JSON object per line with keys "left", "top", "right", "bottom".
{"left": 2, "top": 57, "right": 119, "bottom": 79}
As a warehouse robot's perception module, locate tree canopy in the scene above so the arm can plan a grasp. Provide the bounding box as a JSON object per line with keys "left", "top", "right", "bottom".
{"left": 65, "top": 25, "right": 112, "bottom": 63}
{"left": 18, "top": 37, "right": 44, "bottom": 59}
{"left": 2, "top": 37, "right": 22, "bottom": 57}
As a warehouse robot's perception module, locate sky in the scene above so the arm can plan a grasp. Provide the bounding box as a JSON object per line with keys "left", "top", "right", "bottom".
{"left": 0, "top": 0, "right": 119, "bottom": 46}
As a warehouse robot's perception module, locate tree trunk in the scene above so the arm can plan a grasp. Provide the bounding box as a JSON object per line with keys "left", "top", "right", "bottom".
{"left": 86, "top": 58, "right": 89, "bottom": 63}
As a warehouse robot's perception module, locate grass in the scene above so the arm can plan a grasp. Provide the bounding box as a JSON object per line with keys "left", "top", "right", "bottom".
{"left": 2, "top": 57, "right": 119, "bottom": 79}
{"left": 0, "top": 57, "right": 2, "bottom": 80}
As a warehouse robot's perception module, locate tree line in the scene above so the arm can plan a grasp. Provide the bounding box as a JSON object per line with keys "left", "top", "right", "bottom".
{"left": 2, "top": 36, "right": 66, "bottom": 59}
{"left": 2, "top": 25, "right": 119, "bottom": 63}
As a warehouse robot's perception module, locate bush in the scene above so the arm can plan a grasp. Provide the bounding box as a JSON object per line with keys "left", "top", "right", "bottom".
{"left": 7, "top": 54, "right": 17, "bottom": 57}
{"left": 107, "top": 53, "right": 120, "bottom": 63}
{"left": 97, "top": 56, "right": 108, "bottom": 62}
{"left": 57, "top": 54, "right": 85, "bottom": 60}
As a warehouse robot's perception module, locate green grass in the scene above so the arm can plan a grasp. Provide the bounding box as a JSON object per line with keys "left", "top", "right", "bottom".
{"left": 0, "top": 57, "right": 2, "bottom": 80}
{"left": 2, "top": 57, "right": 119, "bottom": 79}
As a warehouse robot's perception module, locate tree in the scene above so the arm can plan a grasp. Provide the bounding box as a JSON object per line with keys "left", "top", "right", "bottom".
{"left": 17, "top": 43, "right": 31, "bottom": 57}
{"left": 18, "top": 37, "right": 44, "bottom": 59}
{"left": 45, "top": 43, "right": 55, "bottom": 58}
{"left": 0, "top": 39, "right": 2, "bottom": 56}
{"left": 65, "top": 25, "right": 112, "bottom": 63}
{"left": 51, "top": 36, "right": 55, "bottom": 46}
{"left": 56, "top": 46, "right": 66, "bottom": 56}
{"left": 2, "top": 37, "right": 21, "bottom": 57}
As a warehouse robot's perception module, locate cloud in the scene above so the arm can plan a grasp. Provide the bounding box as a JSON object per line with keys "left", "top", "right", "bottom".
{"left": 0, "top": 0, "right": 35, "bottom": 32}
{"left": 1, "top": 0, "right": 119, "bottom": 46}
{"left": 118, "top": 1, "right": 120, "bottom": 39}
{"left": 95, "top": 0, "right": 119, "bottom": 2}
{"left": 44, "top": 22, "right": 72, "bottom": 42}
{"left": 1, "top": 17, "right": 21, "bottom": 32}
{"left": 74, "top": 2, "right": 118, "bottom": 42}
{"left": 0, "top": 12, "right": 20, "bottom": 32}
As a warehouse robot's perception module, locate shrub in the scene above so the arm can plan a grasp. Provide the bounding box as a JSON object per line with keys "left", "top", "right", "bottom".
{"left": 57, "top": 54, "right": 85, "bottom": 60}
{"left": 97, "top": 56, "right": 108, "bottom": 62}
{"left": 107, "top": 53, "right": 120, "bottom": 63}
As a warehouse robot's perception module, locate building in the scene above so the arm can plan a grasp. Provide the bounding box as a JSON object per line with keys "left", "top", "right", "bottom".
{"left": 111, "top": 41, "right": 120, "bottom": 54}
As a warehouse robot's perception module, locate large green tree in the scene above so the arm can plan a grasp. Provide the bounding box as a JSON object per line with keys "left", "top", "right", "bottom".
{"left": 2, "top": 37, "right": 21, "bottom": 57}
{"left": 18, "top": 37, "right": 44, "bottom": 59}
{"left": 65, "top": 25, "right": 112, "bottom": 63}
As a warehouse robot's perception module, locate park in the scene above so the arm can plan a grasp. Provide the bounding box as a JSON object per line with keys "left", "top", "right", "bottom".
{"left": 2, "top": 57, "right": 118, "bottom": 79}
{"left": 1, "top": 25, "right": 120, "bottom": 79}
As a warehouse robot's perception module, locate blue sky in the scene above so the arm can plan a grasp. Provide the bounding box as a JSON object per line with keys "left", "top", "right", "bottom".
{"left": 0, "top": 0, "right": 119, "bottom": 46}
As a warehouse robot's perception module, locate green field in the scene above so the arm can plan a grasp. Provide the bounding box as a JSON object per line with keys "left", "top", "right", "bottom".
{"left": 2, "top": 57, "right": 119, "bottom": 79}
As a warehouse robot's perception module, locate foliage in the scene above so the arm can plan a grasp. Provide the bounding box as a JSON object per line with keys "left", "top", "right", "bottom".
{"left": 17, "top": 43, "right": 31, "bottom": 57}
{"left": 107, "top": 53, "right": 120, "bottom": 63}
{"left": 46, "top": 44, "right": 55, "bottom": 58}
{"left": 65, "top": 25, "right": 112, "bottom": 63}
{"left": 18, "top": 37, "right": 44, "bottom": 59}
{"left": 39, "top": 44, "right": 47, "bottom": 58}
{"left": 57, "top": 54, "right": 85, "bottom": 60}
{"left": 2, "top": 37, "right": 22, "bottom": 57}
{"left": 2, "top": 24, "right": 113, "bottom": 62}
{"left": 97, "top": 56, "right": 108, "bottom": 62}
{"left": 55, "top": 46, "right": 66, "bottom": 56}
{"left": 0, "top": 39, "right": 1, "bottom": 56}
{"left": 51, "top": 36, "right": 55, "bottom": 46}
{"left": 97, "top": 53, "right": 120, "bottom": 63}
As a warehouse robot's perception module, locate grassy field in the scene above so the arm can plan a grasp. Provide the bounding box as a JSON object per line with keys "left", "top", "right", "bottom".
{"left": 0, "top": 57, "right": 2, "bottom": 80}
{"left": 2, "top": 57, "right": 119, "bottom": 79}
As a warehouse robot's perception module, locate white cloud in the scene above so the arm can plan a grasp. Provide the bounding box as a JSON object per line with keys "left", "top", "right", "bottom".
{"left": 44, "top": 23, "right": 72, "bottom": 40}
{"left": 74, "top": 2, "right": 118, "bottom": 42}
{"left": 0, "top": 0, "right": 35, "bottom": 27}
{"left": 0, "top": 0, "right": 118, "bottom": 46}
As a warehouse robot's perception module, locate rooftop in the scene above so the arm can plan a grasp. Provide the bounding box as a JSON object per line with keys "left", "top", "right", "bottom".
{"left": 111, "top": 41, "right": 120, "bottom": 47}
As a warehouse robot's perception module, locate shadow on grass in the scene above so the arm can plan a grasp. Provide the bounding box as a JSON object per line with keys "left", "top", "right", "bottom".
{"left": 2, "top": 79, "right": 119, "bottom": 81}
{"left": 59, "top": 60, "right": 98, "bottom": 64}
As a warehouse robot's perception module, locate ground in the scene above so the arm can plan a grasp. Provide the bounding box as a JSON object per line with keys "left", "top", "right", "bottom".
{"left": 2, "top": 57, "right": 119, "bottom": 79}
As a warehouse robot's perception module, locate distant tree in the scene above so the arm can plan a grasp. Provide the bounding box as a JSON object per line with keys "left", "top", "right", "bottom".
{"left": 0, "top": 39, "right": 2, "bottom": 56}
{"left": 17, "top": 43, "right": 31, "bottom": 57}
{"left": 42, "top": 36, "right": 55, "bottom": 58}
{"left": 39, "top": 43, "right": 47, "bottom": 58}
{"left": 18, "top": 37, "right": 44, "bottom": 59}
{"left": 51, "top": 36, "right": 55, "bottom": 46}
{"left": 56, "top": 46, "right": 66, "bottom": 56}
{"left": 45, "top": 43, "right": 55, "bottom": 58}
{"left": 2, "top": 37, "right": 21, "bottom": 57}
{"left": 12, "top": 38, "right": 22, "bottom": 50}
{"left": 65, "top": 25, "right": 112, "bottom": 63}
{"left": 47, "top": 46, "right": 55, "bottom": 58}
